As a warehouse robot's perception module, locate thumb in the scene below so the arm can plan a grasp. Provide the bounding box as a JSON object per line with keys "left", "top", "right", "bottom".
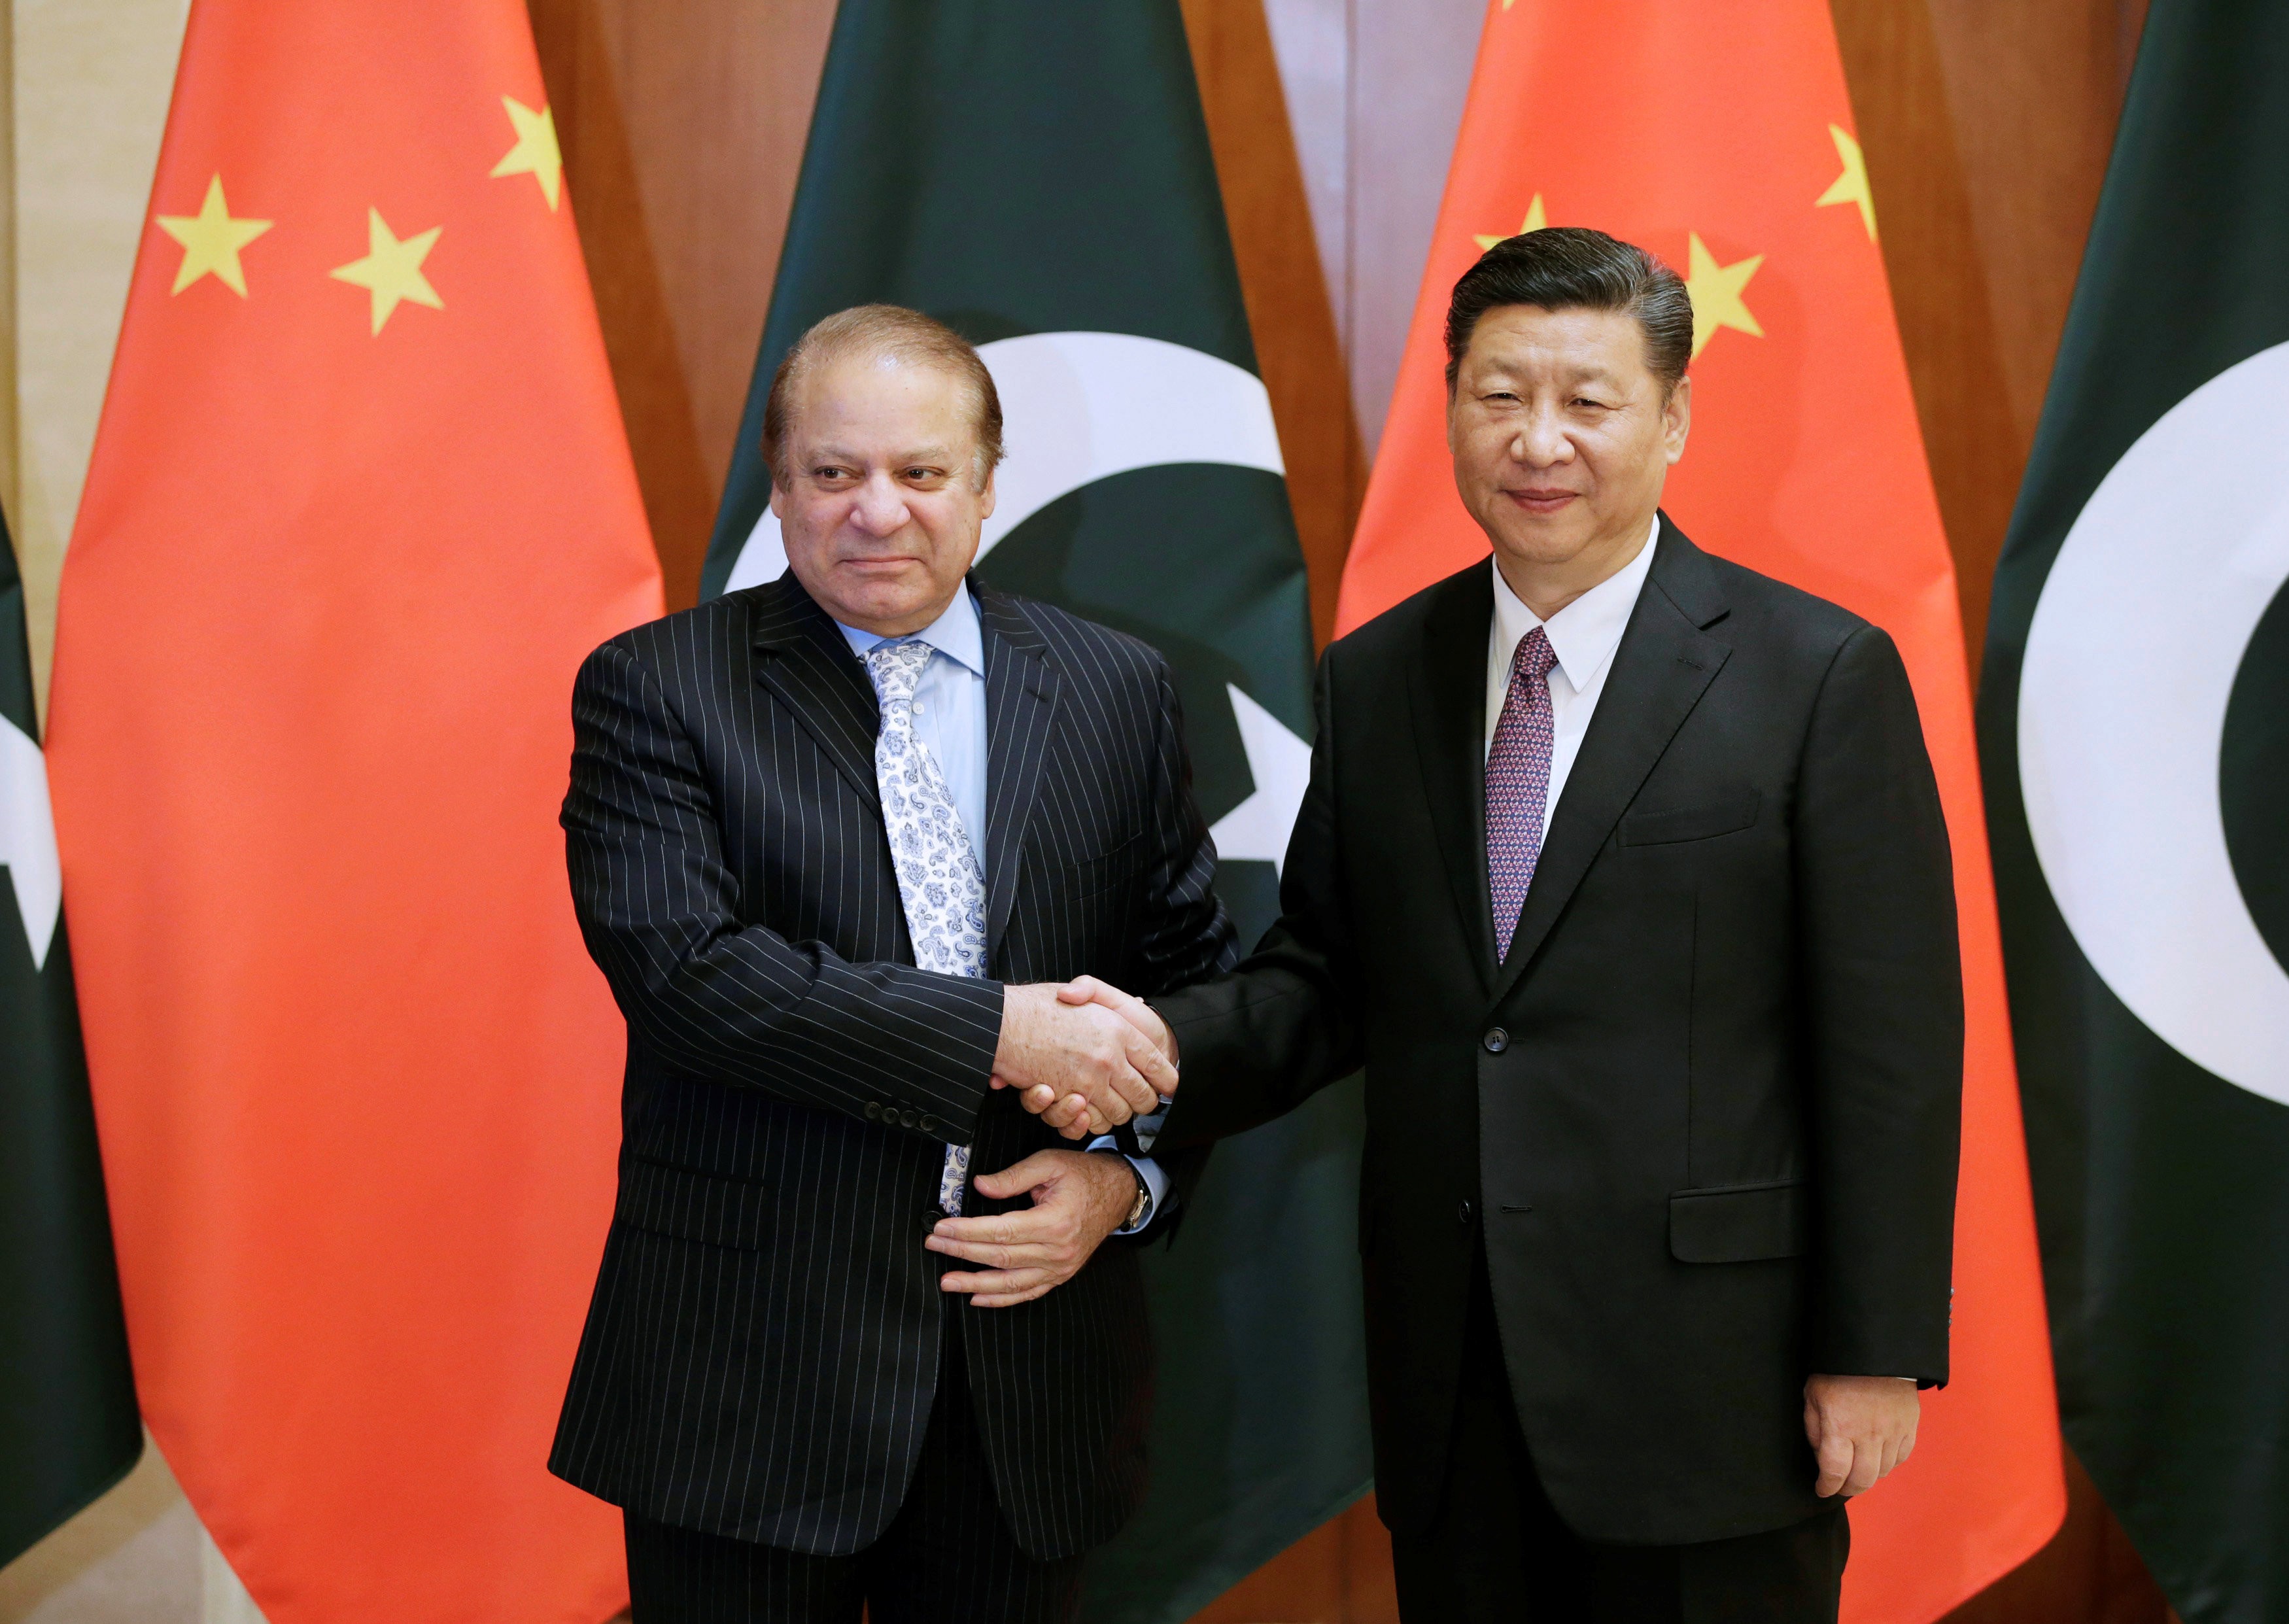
{"left": 1056, "top": 976, "right": 1107, "bottom": 1006}
{"left": 972, "top": 1152, "right": 1063, "bottom": 1200}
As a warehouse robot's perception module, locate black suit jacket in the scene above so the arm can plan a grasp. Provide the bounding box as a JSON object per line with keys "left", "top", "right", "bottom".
{"left": 1151, "top": 519, "right": 1961, "bottom": 1545}
{"left": 548, "top": 573, "right": 1234, "bottom": 1561}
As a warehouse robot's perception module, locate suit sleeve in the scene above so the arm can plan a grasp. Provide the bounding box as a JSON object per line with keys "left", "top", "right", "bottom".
{"left": 562, "top": 638, "right": 1004, "bottom": 1140}
{"left": 1795, "top": 625, "right": 1963, "bottom": 1386}
{"left": 1149, "top": 648, "right": 1365, "bottom": 1150}
{"left": 1121, "top": 657, "right": 1241, "bottom": 1220}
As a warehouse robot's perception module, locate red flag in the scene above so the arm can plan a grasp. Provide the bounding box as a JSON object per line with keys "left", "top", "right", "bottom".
{"left": 1341, "top": 5, "right": 2064, "bottom": 1619}
{"left": 46, "top": 3, "right": 660, "bottom": 1619}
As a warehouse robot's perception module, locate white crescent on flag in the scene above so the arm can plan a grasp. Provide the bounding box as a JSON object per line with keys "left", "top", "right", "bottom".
{"left": 2018, "top": 337, "right": 2289, "bottom": 1105}
{"left": 1, "top": 711, "right": 61, "bottom": 971}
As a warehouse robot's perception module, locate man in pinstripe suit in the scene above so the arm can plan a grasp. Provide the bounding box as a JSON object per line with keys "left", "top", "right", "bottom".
{"left": 548, "top": 305, "right": 1236, "bottom": 1623}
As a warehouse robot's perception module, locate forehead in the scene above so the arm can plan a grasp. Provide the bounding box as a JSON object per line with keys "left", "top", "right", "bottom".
{"left": 1462, "top": 304, "right": 1650, "bottom": 381}
{"left": 790, "top": 348, "right": 977, "bottom": 445}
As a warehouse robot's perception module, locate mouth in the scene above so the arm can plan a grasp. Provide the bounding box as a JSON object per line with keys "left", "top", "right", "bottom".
{"left": 1503, "top": 487, "right": 1579, "bottom": 515}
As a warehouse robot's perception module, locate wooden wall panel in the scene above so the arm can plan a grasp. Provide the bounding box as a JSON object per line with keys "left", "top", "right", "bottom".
{"left": 1831, "top": 0, "right": 2148, "bottom": 663}
{"left": 530, "top": 0, "right": 834, "bottom": 609}
{"left": 1180, "top": 0, "right": 1364, "bottom": 645}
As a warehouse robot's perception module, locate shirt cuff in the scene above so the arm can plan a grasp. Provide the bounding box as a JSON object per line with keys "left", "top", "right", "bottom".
{"left": 1129, "top": 1097, "right": 1173, "bottom": 1154}
{"left": 1086, "top": 1139, "right": 1169, "bottom": 1234}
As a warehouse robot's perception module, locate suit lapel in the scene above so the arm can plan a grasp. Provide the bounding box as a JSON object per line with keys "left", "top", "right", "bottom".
{"left": 976, "top": 585, "right": 1059, "bottom": 960}
{"left": 1408, "top": 564, "right": 1500, "bottom": 994}
{"left": 746, "top": 573, "right": 884, "bottom": 818}
{"left": 1489, "top": 518, "right": 1733, "bottom": 1008}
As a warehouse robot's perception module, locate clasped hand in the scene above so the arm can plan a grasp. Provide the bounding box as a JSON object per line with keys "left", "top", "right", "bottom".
{"left": 990, "top": 977, "right": 1176, "bottom": 1139}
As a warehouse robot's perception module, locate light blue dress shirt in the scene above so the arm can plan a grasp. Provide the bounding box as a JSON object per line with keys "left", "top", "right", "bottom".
{"left": 836, "top": 588, "right": 1168, "bottom": 1231}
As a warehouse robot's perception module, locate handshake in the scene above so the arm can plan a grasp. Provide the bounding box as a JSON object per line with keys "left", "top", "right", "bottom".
{"left": 990, "top": 976, "right": 1177, "bottom": 1137}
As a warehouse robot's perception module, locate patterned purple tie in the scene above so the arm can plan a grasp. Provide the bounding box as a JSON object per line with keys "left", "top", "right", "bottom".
{"left": 1487, "top": 626, "right": 1558, "bottom": 961}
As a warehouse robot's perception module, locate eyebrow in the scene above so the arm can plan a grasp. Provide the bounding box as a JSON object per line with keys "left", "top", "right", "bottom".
{"left": 805, "top": 443, "right": 961, "bottom": 464}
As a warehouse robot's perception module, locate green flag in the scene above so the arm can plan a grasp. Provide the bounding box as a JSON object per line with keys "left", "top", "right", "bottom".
{"left": 704, "top": 4, "right": 1370, "bottom": 1617}
{"left": 1976, "top": 4, "right": 2289, "bottom": 1619}
{"left": 0, "top": 517, "right": 140, "bottom": 1565}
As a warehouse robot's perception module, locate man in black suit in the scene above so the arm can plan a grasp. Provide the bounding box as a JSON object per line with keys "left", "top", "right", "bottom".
{"left": 549, "top": 304, "right": 1234, "bottom": 1622}
{"left": 1067, "top": 228, "right": 1963, "bottom": 1621}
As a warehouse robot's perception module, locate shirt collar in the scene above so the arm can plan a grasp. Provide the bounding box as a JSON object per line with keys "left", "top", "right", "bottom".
{"left": 833, "top": 584, "right": 986, "bottom": 678}
{"left": 1490, "top": 515, "right": 1661, "bottom": 693}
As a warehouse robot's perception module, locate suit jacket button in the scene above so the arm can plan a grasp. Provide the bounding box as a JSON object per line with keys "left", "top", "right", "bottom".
{"left": 864, "top": 1101, "right": 882, "bottom": 1120}
{"left": 923, "top": 1207, "right": 944, "bottom": 1231}
{"left": 1456, "top": 1200, "right": 1475, "bottom": 1226}
{"left": 1483, "top": 1028, "right": 1509, "bottom": 1054}
{"left": 899, "top": 1108, "right": 920, "bottom": 1130}
{"left": 919, "top": 1114, "right": 942, "bottom": 1134}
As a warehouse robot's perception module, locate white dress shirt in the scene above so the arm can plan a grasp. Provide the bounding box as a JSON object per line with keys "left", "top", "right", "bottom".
{"left": 1484, "top": 517, "right": 1661, "bottom": 835}
{"left": 835, "top": 587, "right": 1167, "bottom": 1230}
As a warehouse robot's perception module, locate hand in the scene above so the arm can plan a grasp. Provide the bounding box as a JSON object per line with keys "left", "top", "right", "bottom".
{"left": 1804, "top": 1374, "right": 1920, "bottom": 1497}
{"left": 926, "top": 1150, "right": 1137, "bottom": 1307}
{"left": 991, "top": 984, "right": 1175, "bottom": 1140}
{"left": 1056, "top": 975, "right": 1177, "bottom": 1067}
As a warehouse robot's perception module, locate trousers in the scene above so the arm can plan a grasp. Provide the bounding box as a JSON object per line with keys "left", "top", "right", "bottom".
{"left": 624, "top": 1319, "right": 1084, "bottom": 1623}
{"left": 1391, "top": 1252, "right": 1850, "bottom": 1623}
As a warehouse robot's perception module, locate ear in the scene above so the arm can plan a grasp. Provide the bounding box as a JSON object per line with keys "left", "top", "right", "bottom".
{"left": 768, "top": 477, "right": 785, "bottom": 519}
{"left": 1663, "top": 373, "right": 1693, "bottom": 465}
{"left": 975, "top": 458, "right": 998, "bottom": 523}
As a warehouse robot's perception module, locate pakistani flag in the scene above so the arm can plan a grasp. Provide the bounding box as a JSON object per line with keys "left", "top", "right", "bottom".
{"left": 704, "top": 3, "right": 1369, "bottom": 1616}
{"left": 1977, "top": 4, "right": 2289, "bottom": 1619}
{"left": 0, "top": 517, "right": 140, "bottom": 1565}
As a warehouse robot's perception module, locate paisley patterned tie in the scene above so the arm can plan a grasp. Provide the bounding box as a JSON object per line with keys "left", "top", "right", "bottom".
{"left": 864, "top": 639, "right": 988, "bottom": 1214}
{"left": 1487, "top": 626, "right": 1558, "bottom": 962}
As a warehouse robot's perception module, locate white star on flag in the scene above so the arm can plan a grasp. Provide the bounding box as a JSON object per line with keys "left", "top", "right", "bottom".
{"left": 1209, "top": 683, "right": 1311, "bottom": 876}
{"left": 1, "top": 713, "right": 61, "bottom": 970}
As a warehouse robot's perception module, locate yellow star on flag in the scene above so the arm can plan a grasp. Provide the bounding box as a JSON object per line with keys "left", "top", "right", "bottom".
{"left": 1475, "top": 194, "right": 1547, "bottom": 251}
{"left": 330, "top": 208, "right": 443, "bottom": 335}
{"left": 1815, "top": 123, "right": 1877, "bottom": 240}
{"left": 1685, "top": 232, "right": 1763, "bottom": 359}
{"left": 154, "top": 175, "right": 273, "bottom": 298}
{"left": 490, "top": 95, "right": 562, "bottom": 211}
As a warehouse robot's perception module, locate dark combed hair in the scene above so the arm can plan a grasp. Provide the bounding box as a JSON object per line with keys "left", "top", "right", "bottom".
{"left": 1443, "top": 226, "right": 1693, "bottom": 394}
{"left": 763, "top": 304, "right": 1005, "bottom": 487}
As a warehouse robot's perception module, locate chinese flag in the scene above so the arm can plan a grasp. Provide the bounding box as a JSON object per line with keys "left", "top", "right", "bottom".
{"left": 45, "top": 3, "right": 660, "bottom": 1621}
{"left": 1341, "top": 4, "right": 2065, "bottom": 1620}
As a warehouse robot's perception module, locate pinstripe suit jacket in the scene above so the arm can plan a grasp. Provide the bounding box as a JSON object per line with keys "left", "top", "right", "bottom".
{"left": 547, "top": 571, "right": 1235, "bottom": 1561}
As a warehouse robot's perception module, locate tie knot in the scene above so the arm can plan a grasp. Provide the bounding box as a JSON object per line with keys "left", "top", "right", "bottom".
{"left": 1511, "top": 625, "right": 1557, "bottom": 683}
{"left": 864, "top": 638, "right": 933, "bottom": 706}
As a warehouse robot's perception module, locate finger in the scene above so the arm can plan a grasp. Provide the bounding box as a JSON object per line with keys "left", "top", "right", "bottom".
{"left": 927, "top": 1237, "right": 1057, "bottom": 1268}
{"left": 1017, "top": 1082, "right": 1059, "bottom": 1116}
{"left": 970, "top": 1153, "right": 1061, "bottom": 1200}
{"left": 938, "top": 1267, "right": 1050, "bottom": 1298}
{"left": 1086, "top": 1077, "right": 1136, "bottom": 1126}
{"left": 1813, "top": 1432, "right": 1854, "bottom": 1498}
{"left": 1875, "top": 1431, "right": 1903, "bottom": 1483}
{"left": 1844, "top": 1438, "right": 1882, "bottom": 1497}
{"left": 1057, "top": 976, "right": 1106, "bottom": 1006}
{"left": 969, "top": 1283, "right": 1057, "bottom": 1308}
{"left": 1122, "top": 1035, "right": 1178, "bottom": 1098}
{"left": 1038, "top": 1091, "right": 1089, "bottom": 1130}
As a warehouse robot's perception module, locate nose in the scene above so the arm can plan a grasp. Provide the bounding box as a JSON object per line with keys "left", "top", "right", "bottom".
{"left": 1511, "top": 402, "right": 1573, "bottom": 469}
{"left": 848, "top": 470, "right": 912, "bottom": 536}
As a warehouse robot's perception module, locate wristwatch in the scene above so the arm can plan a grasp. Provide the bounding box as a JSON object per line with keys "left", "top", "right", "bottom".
{"left": 1122, "top": 1161, "right": 1152, "bottom": 1230}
